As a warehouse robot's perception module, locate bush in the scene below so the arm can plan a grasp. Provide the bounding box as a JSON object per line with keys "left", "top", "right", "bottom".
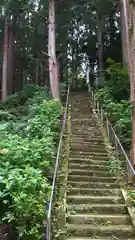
{"left": 0, "top": 84, "right": 62, "bottom": 239}
{"left": 106, "top": 58, "right": 130, "bottom": 101}
{"left": 95, "top": 60, "right": 131, "bottom": 149}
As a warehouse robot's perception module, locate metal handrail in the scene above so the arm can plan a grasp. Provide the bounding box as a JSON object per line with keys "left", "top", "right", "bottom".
{"left": 46, "top": 85, "right": 70, "bottom": 240}
{"left": 89, "top": 87, "right": 135, "bottom": 182}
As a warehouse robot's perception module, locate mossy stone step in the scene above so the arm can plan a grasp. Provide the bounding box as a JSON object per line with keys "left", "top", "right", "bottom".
{"left": 68, "top": 176, "right": 115, "bottom": 183}
{"left": 71, "top": 135, "right": 104, "bottom": 141}
{"left": 67, "top": 238, "right": 135, "bottom": 240}
{"left": 69, "top": 164, "right": 110, "bottom": 171}
{"left": 67, "top": 224, "right": 135, "bottom": 238}
{"left": 71, "top": 130, "right": 102, "bottom": 135}
{"left": 68, "top": 170, "right": 113, "bottom": 178}
{"left": 71, "top": 124, "right": 98, "bottom": 128}
{"left": 67, "top": 195, "right": 123, "bottom": 205}
{"left": 71, "top": 127, "right": 101, "bottom": 132}
{"left": 67, "top": 213, "right": 131, "bottom": 225}
{"left": 71, "top": 146, "right": 106, "bottom": 152}
{"left": 71, "top": 114, "right": 94, "bottom": 118}
{"left": 71, "top": 131, "right": 102, "bottom": 137}
{"left": 69, "top": 158, "right": 109, "bottom": 165}
{"left": 64, "top": 94, "right": 135, "bottom": 240}
{"left": 70, "top": 155, "right": 109, "bottom": 161}
{"left": 71, "top": 151, "right": 108, "bottom": 156}
{"left": 67, "top": 204, "right": 127, "bottom": 214}
{"left": 68, "top": 181, "right": 119, "bottom": 189}
{"left": 71, "top": 140, "right": 105, "bottom": 146}
{"left": 71, "top": 140, "right": 105, "bottom": 145}
{"left": 67, "top": 188, "right": 121, "bottom": 196}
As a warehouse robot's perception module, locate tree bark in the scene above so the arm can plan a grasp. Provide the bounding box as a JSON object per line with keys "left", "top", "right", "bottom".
{"left": 48, "top": 0, "right": 59, "bottom": 100}
{"left": 120, "top": 0, "right": 128, "bottom": 67}
{"left": 7, "top": 26, "right": 14, "bottom": 94}
{"left": 127, "top": 0, "right": 135, "bottom": 167}
{"left": 2, "top": 19, "right": 9, "bottom": 103}
{"left": 97, "top": 18, "right": 104, "bottom": 87}
{"left": 36, "top": 59, "right": 39, "bottom": 85}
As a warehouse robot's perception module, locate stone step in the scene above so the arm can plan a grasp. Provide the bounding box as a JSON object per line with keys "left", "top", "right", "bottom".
{"left": 71, "top": 135, "right": 104, "bottom": 141}
{"left": 71, "top": 127, "right": 101, "bottom": 132}
{"left": 68, "top": 181, "right": 119, "bottom": 189}
{"left": 67, "top": 238, "right": 135, "bottom": 240}
{"left": 71, "top": 140, "right": 105, "bottom": 145}
{"left": 69, "top": 164, "right": 110, "bottom": 171}
{"left": 70, "top": 155, "right": 109, "bottom": 161}
{"left": 71, "top": 119, "right": 97, "bottom": 122}
{"left": 69, "top": 158, "right": 108, "bottom": 165}
{"left": 71, "top": 118, "right": 95, "bottom": 121}
{"left": 70, "top": 155, "right": 108, "bottom": 160}
{"left": 71, "top": 131, "right": 102, "bottom": 137}
{"left": 71, "top": 124, "right": 100, "bottom": 128}
{"left": 71, "top": 115, "right": 94, "bottom": 119}
{"left": 69, "top": 168, "right": 113, "bottom": 177}
{"left": 71, "top": 123, "right": 98, "bottom": 127}
{"left": 68, "top": 175, "right": 115, "bottom": 183}
{"left": 68, "top": 174, "right": 116, "bottom": 183}
{"left": 71, "top": 145, "right": 106, "bottom": 152}
{"left": 67, "top": 224, "right": 135, "bottom": 238}
{"left": 71, "top": 139, "right": 105, "bottom": 146}
{"left": 67, "top": 213, "right": 131, "bottom": 225}
{"left": 67, "top": 204, "right": 127, "bottom": 215}
{"left": 71, "top": 130, "right": 102, "bottom": 135}
{"left": 67, "top": 188, "right": 121, "bottom": 196}
{"left": 68, "top": 169, "right": 113, "bottom": 177}
{"left": 67, "top": 195, "right": 123, "bottom": 205}
{"left": 71, "top": 151, "right": 108, "bottom": 157}
{"left": 65, "top": 95, "right": 135, "bottom": 240}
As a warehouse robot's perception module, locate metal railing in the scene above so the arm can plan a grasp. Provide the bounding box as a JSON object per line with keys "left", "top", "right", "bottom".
{"left": 46, "top": 85, "right": 70, "bottom": 240}
{"left": 89, "top": 87, "right": 135, "bottom": 182}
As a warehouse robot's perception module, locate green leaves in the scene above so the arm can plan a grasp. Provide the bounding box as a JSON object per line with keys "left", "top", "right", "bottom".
{"left": 0, "top": 84, "right": 61, "bottom": 239}
{"left": 106, "top": 58, "right": 130, "bottom": 101}
{"left": 96, "top": 60, "right": 131, "bottom": 149}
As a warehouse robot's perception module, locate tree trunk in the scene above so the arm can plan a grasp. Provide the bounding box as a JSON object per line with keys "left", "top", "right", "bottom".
{"left": 128, "top": 0, "right": 135, "bottom": 167}
{"left": 36, "top": 59, "right": 39, "bottom": 85}
{"left": 97, "top": 18, "right": 104, "bottom": 87}
{"left": 2, "top": 19, "right": 9, "bottom": 102}
{"left": 120, "top": 0, "right": 128, "bottom": 67}
{"left": 7, "top": 27, "right": 14, "bottom": 95}
{"left": 48, "top": 0, "right": 59, "bottom": 100}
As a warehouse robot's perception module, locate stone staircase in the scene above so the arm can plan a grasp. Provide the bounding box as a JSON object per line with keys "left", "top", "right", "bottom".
{"left": 66, "top": 93, "right": 135, "bottom": 240}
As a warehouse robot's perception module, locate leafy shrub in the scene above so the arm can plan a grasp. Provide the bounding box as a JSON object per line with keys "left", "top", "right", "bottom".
{"left": 0, "top": 166, "right": 50, "bottom": 239}
{"left": 95, "top": 60, "right": 131, "bottom": 149}
{"left": 96, "top": 90, "right": 131, "bottom": 148}
{"left": 106, "top": 58, "right": 130, "bottom": 101}
{"left": 0, "top": 84, "right": 62, "bottom": 239}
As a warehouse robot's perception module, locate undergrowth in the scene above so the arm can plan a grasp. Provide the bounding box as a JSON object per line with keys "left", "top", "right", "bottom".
{"left": 0, "top": 84, "right": 62, "bottom": 239}
{"left": 95, "top": 58, "right": 131, "bottom": 150}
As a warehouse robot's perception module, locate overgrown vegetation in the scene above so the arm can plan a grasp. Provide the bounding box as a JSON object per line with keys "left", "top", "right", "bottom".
{"left": 0, "top": 84, "right": 62, "bottom": 239}
{"left": 95, "top": 59, "right": 131, "bottom": 149}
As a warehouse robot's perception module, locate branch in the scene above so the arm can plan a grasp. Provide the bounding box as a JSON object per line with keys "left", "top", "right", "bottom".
{"left": 33, "top": 57, "right": 48, "bottom": 62}
{"left": 55, "top": 0, "right": 66, "bottom": 4}
{"left": 42, "top": 51, "right": 50, "bottom": 57}
{"left": 30, "top": 10, "right": 46, "bottom": 21}
{"left": 57, "top": 53, "right": 62, "bottom": 60}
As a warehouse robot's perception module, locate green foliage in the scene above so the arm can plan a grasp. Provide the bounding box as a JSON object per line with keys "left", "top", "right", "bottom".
{"left": 0, "top": 84, "right": 62, "bottom": 239}
{"left": 106, "top": 58, "right": 130, "bottom": 101}
{"left": 95, "top": 60, "right": 131, "bottom": 149}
